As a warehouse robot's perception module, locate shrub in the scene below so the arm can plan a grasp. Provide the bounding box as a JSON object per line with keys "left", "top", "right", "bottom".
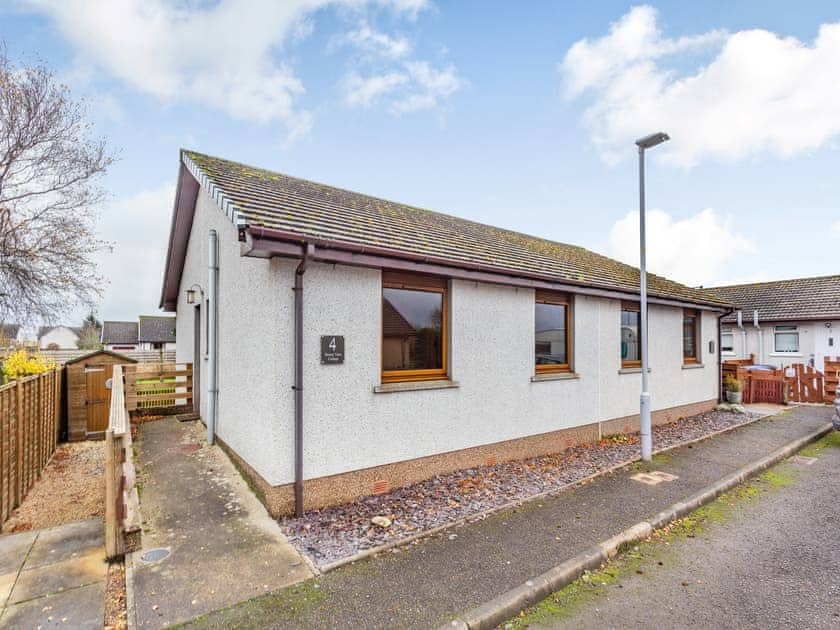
{"left": 724, "top": 375, "right": 742, "bottom": 393}
{"left": 1, "top": 349, "right": 56, "bottom": 382}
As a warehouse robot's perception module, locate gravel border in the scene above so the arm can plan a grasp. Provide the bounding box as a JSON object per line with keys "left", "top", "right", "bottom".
{"left": 282, "top": 409, "right": 763, "bottom": 567}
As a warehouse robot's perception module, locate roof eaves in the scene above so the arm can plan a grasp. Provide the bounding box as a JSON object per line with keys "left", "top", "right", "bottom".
{"left": 182, "top": 151, "right": 246, "bottom": 228}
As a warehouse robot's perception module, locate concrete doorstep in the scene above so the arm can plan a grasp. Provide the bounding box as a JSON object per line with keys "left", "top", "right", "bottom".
{"left": 442, "top": 422, "right": 834, "bottom": 630}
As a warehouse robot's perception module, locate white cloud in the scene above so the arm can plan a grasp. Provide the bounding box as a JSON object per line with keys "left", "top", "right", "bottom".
{"left": 22, "top": 0, "right": 430, "bottom": 140}
{"left": 832, "top": 219, "right": 840, "bottom": 238}
{"left": 345, "top": 22, "right": 412, "bottom": 58}
{"left": 560, "top": 5, "right": 840, "bottom": 166}
{"left": 90, "top": 184, "right": 175, "bottom": 321}
{"left": 605, "top": 208, "right": 754, "bottom": 287}
{"left": 342, "top": 71, "right": 408, "bottom": 107}
{"left": 343, "top": 61, "right": 462, "bottom": 113}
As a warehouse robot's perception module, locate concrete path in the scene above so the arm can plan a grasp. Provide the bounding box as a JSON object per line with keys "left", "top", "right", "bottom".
{"left": 0, "top": 518, "right": 106, "bottom": 629}
{"left": 175, "top": 405, "right": 834, "bottom": 629}
{"left": 129, "top": 418, "right": 312, "bottom": 629}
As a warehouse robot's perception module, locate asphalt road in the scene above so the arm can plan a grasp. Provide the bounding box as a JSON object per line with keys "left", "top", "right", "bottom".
{"left": 527, "top": 431, "right": 840, "bottom": 629}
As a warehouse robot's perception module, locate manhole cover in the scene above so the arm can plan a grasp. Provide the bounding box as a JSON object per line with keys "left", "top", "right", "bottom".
{"left": 140, "top": 548, "right": 170, "bottom": 563}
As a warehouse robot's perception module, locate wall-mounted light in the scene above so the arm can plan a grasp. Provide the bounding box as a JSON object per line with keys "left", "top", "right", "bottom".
{"left": 186, "top": 284, "right": 204, "bottom": 305}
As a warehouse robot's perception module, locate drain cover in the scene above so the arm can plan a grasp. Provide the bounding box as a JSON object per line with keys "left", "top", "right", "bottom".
{"left": 140, "top": 548, "right": 170, "bottom": 563}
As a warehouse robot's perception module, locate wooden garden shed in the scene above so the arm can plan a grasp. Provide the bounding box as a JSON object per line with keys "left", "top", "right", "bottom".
{"left": 65, "top": 350, "right": 136, "bottom": 441}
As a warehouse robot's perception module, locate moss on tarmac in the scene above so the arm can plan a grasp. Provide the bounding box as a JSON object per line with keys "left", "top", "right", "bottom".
{"left": 504, "top": 448, "right": 821, "bottom": 629}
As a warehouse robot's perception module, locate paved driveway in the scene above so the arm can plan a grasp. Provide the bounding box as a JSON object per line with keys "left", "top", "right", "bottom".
{"left": 130, "top": 418, "right": 312, "bottom": 629}
{"left": 0, "top": 518, "right": 106, "bottom": 629}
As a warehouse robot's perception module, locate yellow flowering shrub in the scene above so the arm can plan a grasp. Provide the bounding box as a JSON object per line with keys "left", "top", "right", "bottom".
{"left": 1, "top": 349, "right": 56, "bottom": 382}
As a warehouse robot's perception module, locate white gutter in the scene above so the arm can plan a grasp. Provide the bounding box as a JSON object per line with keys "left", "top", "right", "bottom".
{"left": 207, "top": 229, "right": 219, "bottom": 444}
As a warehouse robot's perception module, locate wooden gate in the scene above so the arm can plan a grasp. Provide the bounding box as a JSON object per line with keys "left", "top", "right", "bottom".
{"left": 745, "top": 372, "right": 785, "bottom": 404}
{"left": 825, "top": 357, "right": 839, "bottom": 404}
{"left": 85, "top": 363, "right": 113, "bottom": 436}
{"left": 783, "top": 364, "right": 824, "bottom": 404}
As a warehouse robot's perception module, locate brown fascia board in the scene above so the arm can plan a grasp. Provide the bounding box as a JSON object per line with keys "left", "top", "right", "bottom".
{"left": 242, "top": 226, "right": 730, "bottom": 312}
{"left": 159, "top": 159, "right": 200, "bottom": 311}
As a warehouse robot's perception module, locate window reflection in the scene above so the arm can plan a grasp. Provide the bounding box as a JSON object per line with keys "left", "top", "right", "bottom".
{"left": 621, "top": 308, "right": 641, "bottom": 363}
{"left": 382, "top": 287, "right": 443, "bottom": 371}
{"left": 535, "top": 303, "right": 567, "bottom": 366}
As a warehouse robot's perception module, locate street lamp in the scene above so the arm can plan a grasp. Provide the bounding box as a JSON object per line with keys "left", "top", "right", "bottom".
{"left": 635, "top": 131, "right": 669, "bottom": 461}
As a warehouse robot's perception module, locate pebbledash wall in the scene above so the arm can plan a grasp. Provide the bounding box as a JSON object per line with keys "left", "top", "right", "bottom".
{"left": 177, "top": 188, "right": 720, "bottom": 516}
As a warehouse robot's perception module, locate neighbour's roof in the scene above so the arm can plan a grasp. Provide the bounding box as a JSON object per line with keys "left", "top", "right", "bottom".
{"left": 37, "top": 325, "right": 82, "bottom": 339}
{"left": 164, "top": 149, "right": 731, "bottom": 310}
{"left": 138, "top": 316, "right": 176, "bottom": 343}
{"left": 710, "top": 275, "right": 840, "bottom": 323}
{"left": 383, "top": 300, "right": 416, "bottom": 338}
{"left": 0, "top": 324, "right": 20, "bottom": 342}
{"left": 101, "top": 321, "right": 139, "bottom": 345}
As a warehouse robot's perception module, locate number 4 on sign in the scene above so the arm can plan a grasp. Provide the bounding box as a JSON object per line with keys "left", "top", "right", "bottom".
{"left": 329, "top": 337, "right": 336, "bottom": 352}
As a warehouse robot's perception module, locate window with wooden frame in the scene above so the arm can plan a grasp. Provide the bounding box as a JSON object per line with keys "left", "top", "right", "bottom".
{"left": 620, "top": 301, "right": 642, "bottom": 367}
{"left": 381, "top": 271, "right": 447, "bottom": 383}
{"left": 535, "top": 290, "right": 571, "bottom": 372}
{"left": 683, "top": 309, "right": 700, "bottom": 363}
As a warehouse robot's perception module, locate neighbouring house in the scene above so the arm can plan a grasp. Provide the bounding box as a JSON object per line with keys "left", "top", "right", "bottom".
{"left": 0, "top": 324, "right": 21, "bottom": 350}
{"left": 101, "top": 317, "right": 177, "bottom": 352}
{"left": 138, "top": 316, "right": 177, "bottom": 351}
{"left": 101, "top": 321, "right": 139, "bottom": 351}
{"left": 38, "top": 325, "right": 82, "bottom": 350}
{"left": 160, "top": 150, "right": 731, "bottom": 517}
{"left": 709, "top": 275, "right": 840, "bottom": 370}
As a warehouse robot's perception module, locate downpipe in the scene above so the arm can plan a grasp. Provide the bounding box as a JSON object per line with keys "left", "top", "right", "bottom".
{"left": 207, "top": 230, "right": 219, "bottom": 445}
{"left": 293, "top": 243, "right": 313, "bottom": 518}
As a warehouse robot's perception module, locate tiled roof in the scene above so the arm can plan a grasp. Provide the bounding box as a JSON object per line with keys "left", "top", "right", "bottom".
{"left": 101, "top": 321, "right": 138, "bottom": 345}
{"left": 138, "top": 316, "right": 176, "bottom": 343}
{"left": 181, "top": 150, "right": 730, "bottom": 308}
{"left": 383, "top": 300, "right": 416, "bottom": 338}
{"left": 710, "top": 275, "right": 840, "bottom": 323}
{"left": 0, "top": 324, "right": 20, "bottom": 341}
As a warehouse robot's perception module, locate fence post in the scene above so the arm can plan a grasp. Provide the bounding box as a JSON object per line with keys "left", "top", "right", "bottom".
{"left": 104, "top": 428, "right": 123, "bottom": 559}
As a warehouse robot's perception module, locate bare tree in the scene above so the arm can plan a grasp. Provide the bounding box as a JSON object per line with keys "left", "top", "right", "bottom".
{"left": 0, "top": 48, "right": 113, "bottom": 326}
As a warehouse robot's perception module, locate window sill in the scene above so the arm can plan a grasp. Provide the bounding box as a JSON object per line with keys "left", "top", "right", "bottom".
{"left": 373, "top": 379, "right": 459, "bottom": 394}
{"left": 531, "top": 372, "right": 580, "bottom": 383}
{"left": 769, "top": 353, "right": 801, "bottom": 357}
{"left": 682, "top": 363, "right": 704, "bottom": 370}
{"left": 618, "top": 367, "right": 651, "bottom": 374}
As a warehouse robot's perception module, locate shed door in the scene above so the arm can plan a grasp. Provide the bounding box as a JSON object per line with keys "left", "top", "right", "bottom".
{"left": 85, "top": 363, "right": 112, "bottom": 436}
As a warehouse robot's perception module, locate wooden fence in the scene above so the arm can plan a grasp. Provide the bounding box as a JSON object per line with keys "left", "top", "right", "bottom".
{"left": 783, "top": 364, "right": 824, "bottom": 404}
{"left": 123, "top": 363, "right": 192, "bottom": 412}
{"left": 0, "top": 369, "right": 62, "bottom": 527}
{"left": 825, "top": 357, "right": 839, "bottom": 404}
{"left": 41, "top": 349, "right": 175, "bottom": 365}
{"left": 105, "top": 364, "right": 141, "bottom": 559}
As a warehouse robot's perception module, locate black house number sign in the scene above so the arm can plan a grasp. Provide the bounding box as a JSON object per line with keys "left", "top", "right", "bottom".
{"left": 320, "top": 335, "right": 345, "bottom": 364}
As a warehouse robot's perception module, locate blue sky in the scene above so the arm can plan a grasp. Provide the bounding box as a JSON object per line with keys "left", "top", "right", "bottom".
{"left": 2, "top": 1, "right": 839, "bottom": 326}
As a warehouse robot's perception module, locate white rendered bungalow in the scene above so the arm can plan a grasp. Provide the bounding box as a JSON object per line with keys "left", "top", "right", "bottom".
{"left": 160, "top": 150, "right": 731, "bottom": 517}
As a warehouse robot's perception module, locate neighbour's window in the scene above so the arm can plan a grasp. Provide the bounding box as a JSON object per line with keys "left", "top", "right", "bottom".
{"left": 382, "top": 271, "right": 447, "bottom": 383}
{"left": 721, "top": 328, "right": 734, "bottom": 354}
{"left": 774, "top": 325, "right": 799, "bottom": 353}
{"left": 621, "top": 302, "right": 641, "bottom": 367}
{"left": 683, "top": 309, "right": 700, "bottom": 363}
{"left": 535, "top": 291, "right": 571, "bottom": 372}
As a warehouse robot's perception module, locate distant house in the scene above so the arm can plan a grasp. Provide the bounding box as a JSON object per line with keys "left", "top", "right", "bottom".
{"left": 101, "top": 321, "right": 139, "bottom": 351}
{"left": 38, "top": 326, "right": 82, "bottom": 350}
{"left": 101, "top": 317, "right": 176, "bottom": 352}
{"left": 138, "top": 316, "right": 176, "bottom": 351}
{"left": 709, "top": 275, "right": 840, "bottom": 369}
{"left": 0, "top": 324, "right": 21, "bottom": 350}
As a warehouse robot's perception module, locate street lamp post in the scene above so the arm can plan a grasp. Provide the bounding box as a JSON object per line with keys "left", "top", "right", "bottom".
{"left": 635, "top": 131, "right": 670, "bottom": 461}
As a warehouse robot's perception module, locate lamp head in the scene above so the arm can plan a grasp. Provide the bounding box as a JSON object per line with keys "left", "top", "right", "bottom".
{"left": 635, "top": 132, "right": 670, "bottom": 149}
